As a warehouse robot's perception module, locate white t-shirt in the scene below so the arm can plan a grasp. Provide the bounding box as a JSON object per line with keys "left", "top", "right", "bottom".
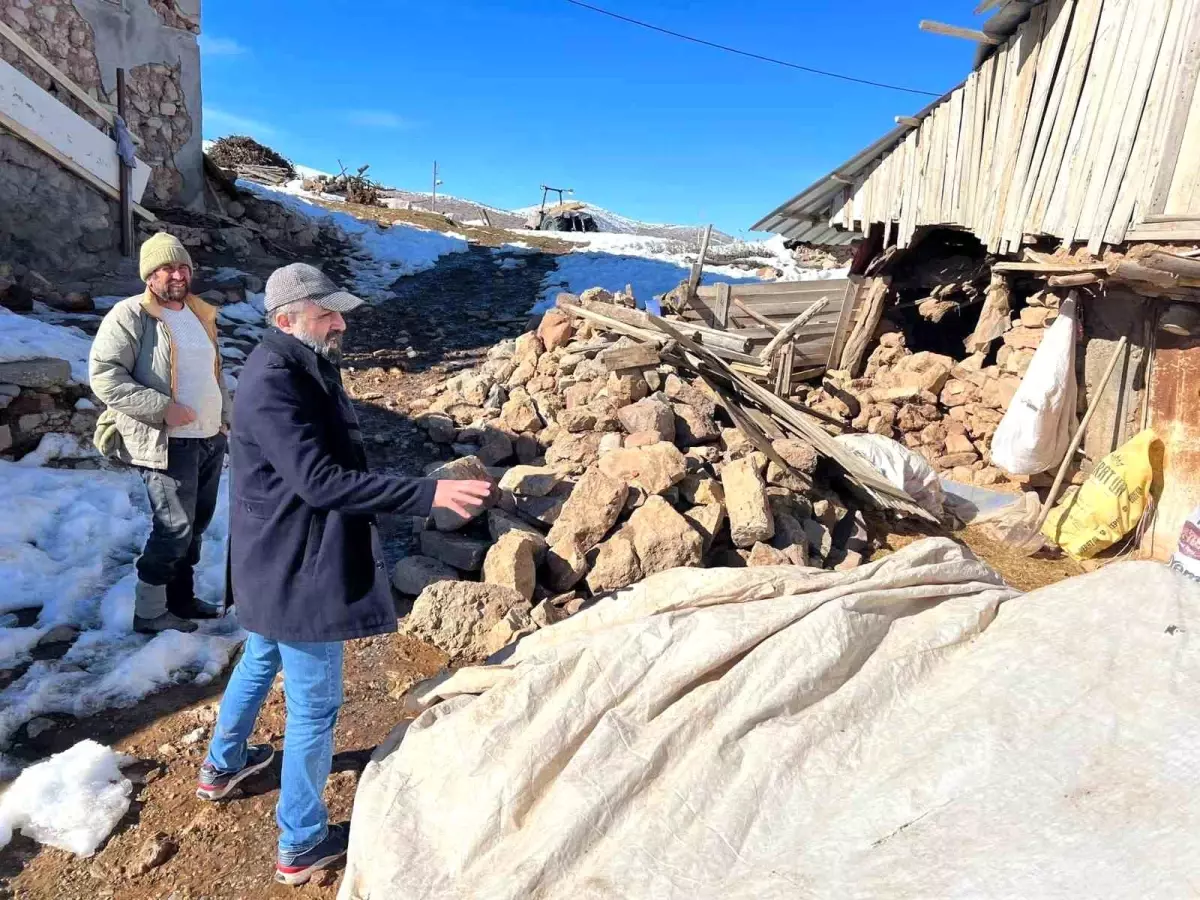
{"left": 159, "top": 304, "right": 222, "bottom": 439}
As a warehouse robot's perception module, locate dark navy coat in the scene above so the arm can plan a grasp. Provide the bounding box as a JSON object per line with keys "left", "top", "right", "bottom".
{"left": 228, "top": 328, "right": 435, "bottom": 642}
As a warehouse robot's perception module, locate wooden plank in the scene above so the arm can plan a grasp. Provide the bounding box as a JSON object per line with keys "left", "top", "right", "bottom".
{"left": 1027, "top": 0, "right": 1103, "bottom": 232}
{"left": 713, "top": 282, "right": 731, "bottom": 328}
{"left": 1070, "top": 0, "right": 1140, "bottom": 244}
{"left": 919, "top": 20, "right": 1002, "bottom": 43}
{"left": 989, "top": 1, "right": 1048, "bottom": 252}
{"left": 730, "top": 297, "right": 781, "bottom": 332}
{"left": 976, "top": 43, "right": 1008, "bottom": 231}
{"left": 1105, "top": 0, "right": 1186, "bottom": 243}
{"left": 827, "top": 278, "right": 862, "bottom": 370}
{"left": 598, "top": 343, "right": 661, "bottom": 372}
{"left": 1126, "top": 223, "right": 1200, "bottom": 241}
{"left": 899, "top": 128, "right": 921, "bottom": 246}
{"left": 1146, "top": 252, "right": 1200, "bottom": 279}
{"left": 0, "top": 107, "right": 155, "bottom": 221}
{"left": 0, "top": 58, "right": 151, "bottom": 206}
{"left": 1088, "top": 0, "right": 1173, "bottom": 252}
{"left": 695, "top": 280, "right": 850, "bottom": 300}
{"left": 1047, "top": 271, "right": 1102, "bottom": 287}
{"left": 838, "top": 277, "right": 891, "bottom": 376}
{"left": 992, "top": 260, "right": 1108, "bottom": 273}
{"left": 958, "top": 71, "right": 977, "bottom": 226}
{"left": 1148, "top": 0, "right": 1200, "bottom": 213}
{"left": 1044, "top": 0, "right": 1129, "bottom": 237}
{"left": 1003, "top": 0, "right": 1074, "bottom": 249}
{"left": 1167, "top": 52, "right": 1200, "bottom": 213}
{"left": 0, "top": 19, "right": 114, "bottom": 126}
{"left": 686, "top": 224, "right": 713, "bottom": 299}
{"left": 779, "top": 341, "right": 795, "bottom": 396}
{"left": 944, "top": 89, "right": 964, "bottom": 223}
{"left": 758, "top": 298, "right": 830, "bottom": 361}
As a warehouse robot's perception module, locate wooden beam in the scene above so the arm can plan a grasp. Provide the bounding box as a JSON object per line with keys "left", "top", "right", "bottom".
{"left": 0, "top": 19, "right": 114, "bottom": 126}
{"left": 0, "top": 107, "right": 155, "bottom": 221}
{"left": 714, "top": 282, "right": 731, "bottom": 328}
{"left": 991, "top": 261, "right": 1108, "bottom": 274}
{"left": 919, "top": 19, "right": 1002, "bottom": 44}
{"left": 598, "top": 343, "right": 660, "bottom": 372}
{"left": 1146, "top": 252, "right": 1200, "bottom": 280}
{"left": 1047, "top": 272, "right": 1101, "bottom": 288}
{"left": 894, "top": 115, "right": 922, "bottom": 127}
{"left": 686, "top": 223, "right": 713, "bottom": 300}
{"left": 730, "top": 297, "right": 781, "bottom": 333}
{"left": 759, "top": 297, "right": 830, "bottom": 362}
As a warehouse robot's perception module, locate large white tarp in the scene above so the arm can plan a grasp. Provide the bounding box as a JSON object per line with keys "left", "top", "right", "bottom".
{"left": 341, "top": 538, "right": 1200, "bottom": 899}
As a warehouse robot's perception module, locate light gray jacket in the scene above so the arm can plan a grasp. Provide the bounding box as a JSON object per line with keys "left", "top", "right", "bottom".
{"left": 89, "top": 290, "right": 232, "bottom": 470}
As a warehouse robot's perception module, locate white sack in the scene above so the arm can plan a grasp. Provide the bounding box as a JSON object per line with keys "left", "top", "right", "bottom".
{"left": 342, "top": 540, "right": 1200, "bottom": 899}
{"left": 990, "top": 295, "right": 1078, "bottom": 475}
{"left": 835, "top": 432, "right": 945, "bottom": 516}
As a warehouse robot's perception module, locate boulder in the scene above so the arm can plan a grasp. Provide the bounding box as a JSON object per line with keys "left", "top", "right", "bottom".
{"left": 682, "top": 502, "right": 726, "bottom": 551}
{"left": 405, "top": 581, "right": 528, "bottom": 660}
{"left": 747, "top": 543, "right": 790, "bottom": 567}
{"left": 499, "top": 396, "right": 543, "bottom": 433}
{"left": 585, "top": 530, "right": 643, "bottom": 593}
{"left": 624, "top": 430, "right": 662, "bottom": 448}
{"left": 772, "top": 438, "right": 819, "bottom": 476}
{"left": 476, "top": 428, "right": 514, "bottom": 466}
{"left": 598, "top": 442, "right": 687, "bottom": 494}
{"left": 514, "top": 433, "right": 541, "bottom": 464}
{"left": 672, "top": 403, "right": 720, "bottom": 446}
{"left": 944, "top": 433, "right": 975, "bottom": 455}
{"left": 499, "top": 465, "right": 561, "bottom": 497}
{"left": 546, "top": 465, "right": 628, "bottom": 552}
{"left": 0, "top": 359, "right": 71, "bottom": 390}
{"left": 720, "top": 458, "right": 774, "bottom": 548}
{"left": 419, "top": 531, "right": 490, "bottom": 572}
{"left": 483, "top": 532, "right": 539, "bottom": 601}
{"left": 770, "top": 511, "right": 810, "bottom": 566}
{"left": 425, "top": 456, "right": 492, "bottom": 531}
{"left": 889, "top": 351, "right": 954, "bottom": 394}
{"left": 617, "top": 398, "right": 675, "bottom": 442}
{"left": 391, "top": 555, "right": 460, "bottom": 596}
{"left": 627, "top": 496, "right": 704, "bottom": 576}
{"left": 537, "top": 309, "right": 575, "bottom": 351}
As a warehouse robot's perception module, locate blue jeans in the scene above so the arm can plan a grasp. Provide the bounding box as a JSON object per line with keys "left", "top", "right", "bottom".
{"left": 204, "top": 632, "right": 344, "bottom": 854}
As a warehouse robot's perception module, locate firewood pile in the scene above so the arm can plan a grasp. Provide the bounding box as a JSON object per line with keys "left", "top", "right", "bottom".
{"left": 395, "top": 289, "right": 934, "bottom": 663}
{"left": 303, "top": 163, "right": 381, "bottom": 206}
{"left": 205, "top": 136, "right": 296, "bottom": 180}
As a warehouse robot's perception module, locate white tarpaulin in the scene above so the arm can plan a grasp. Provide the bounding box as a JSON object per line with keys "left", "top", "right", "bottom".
{"left": 340, "top": 538, "right": 1200, "bottom": 899}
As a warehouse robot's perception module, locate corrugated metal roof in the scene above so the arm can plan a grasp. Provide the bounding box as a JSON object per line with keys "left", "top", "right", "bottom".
{"left": 752, "top": 0, "right": 1046, "bottom": 242}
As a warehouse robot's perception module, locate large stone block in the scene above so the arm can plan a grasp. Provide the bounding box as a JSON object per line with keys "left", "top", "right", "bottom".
{"left": 425, "top": 456, "right": 493, "bottom": 531}
{"left": 598, "top": 442, "right": 687, "bottom": 494}
{"left": 404, "top": 581, "right": 528, "bottom": 660}
{"left": 627, "top": 496, "right": 703, "bottom": 576}
{"left": 720, "top": 457, "right": 774, "bottom": 548}
{"left": 0, "top": 359, "right": 71, "bottom": 389}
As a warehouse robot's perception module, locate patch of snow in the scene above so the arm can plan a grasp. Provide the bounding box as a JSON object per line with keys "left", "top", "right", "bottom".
{"left": 0, "top": 739, "right": 133, "bottom": 856}
{"left": 0, "top": 464, "right": 245, "bottom": 752}
{"left": 74, "top": 398, "right": 96, "bottom": 411}
{"left": 15, "top": 433, "right": 99, "bottom": 468}
{"left": 0, "top": 308, "right": 93, "bottom": 384}
{"left": 240, "top": 181, "right": 468, "bottom": 300}
{"left": 0, "top": 626, "right": 47, "bottom": 670}
{"left": 293, "top": 163, "right": 335, "bottom": 181}
{"left": 217, "top": 292, "right": 265, "bottom": 326}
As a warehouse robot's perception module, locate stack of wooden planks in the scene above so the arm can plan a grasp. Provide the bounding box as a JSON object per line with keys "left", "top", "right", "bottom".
{"left": 824, "top": 0, "right": 1200, "bottom": 253}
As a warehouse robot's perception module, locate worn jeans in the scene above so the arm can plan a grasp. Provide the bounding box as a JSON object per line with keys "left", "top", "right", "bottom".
{"left": 205, "top": 632, "right": 344, "bottom": 855}
{"left": 135, "top": 434, "right": 226, "bottom": 615}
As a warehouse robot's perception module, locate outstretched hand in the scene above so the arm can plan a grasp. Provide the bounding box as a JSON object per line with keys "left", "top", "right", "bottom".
{"left": 432, "top": 479, "right": 494, "bottom": 518}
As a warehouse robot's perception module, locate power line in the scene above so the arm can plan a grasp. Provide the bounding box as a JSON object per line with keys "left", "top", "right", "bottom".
{"left": 562, "top": 0, "right": 942, "bottom": 98}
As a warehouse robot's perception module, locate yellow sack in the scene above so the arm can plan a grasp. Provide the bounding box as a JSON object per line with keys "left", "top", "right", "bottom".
{"left": 1041, "top": 428, "right": 1161, "bottom": 560}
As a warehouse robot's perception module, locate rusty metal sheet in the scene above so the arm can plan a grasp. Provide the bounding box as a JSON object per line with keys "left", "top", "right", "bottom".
{"left": 1141, "top": 332, "right": 1200, "bottom": 559}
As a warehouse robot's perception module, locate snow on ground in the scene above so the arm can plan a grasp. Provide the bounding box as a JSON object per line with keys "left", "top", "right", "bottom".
{"left": 241, "top": 181, "right": 468, "bottom": 301}
{"left": 0, "top": 739, "right": 133, "bottom": 855}
{"left": 531, "top": 231, "right": 847, "bottom": 313}
{"left": 0, "top": 463, "right": 244, "bottom": 772}
{"left": 0, "top": 308, "right": 93, "bottom": 384}
{"left": 14, "top": 433, "right": 99, "bottom": 469}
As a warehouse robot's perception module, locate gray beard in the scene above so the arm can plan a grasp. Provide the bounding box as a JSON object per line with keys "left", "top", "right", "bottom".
{"left": 294, "top": 330, "right": 343, "bottom": 365}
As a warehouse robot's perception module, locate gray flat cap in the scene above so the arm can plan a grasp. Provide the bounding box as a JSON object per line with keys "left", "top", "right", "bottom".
{"left": 264, "top": 263, "right": 364, "bottom": 313}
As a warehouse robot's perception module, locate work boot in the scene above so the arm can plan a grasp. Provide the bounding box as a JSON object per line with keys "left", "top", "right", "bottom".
{"left": 196, "top": 743, "right": 276, "bottom": 801}
{"left": 133, "top": 611, "right": 198, "bottom": 634}
{"left": 275, "top": 824, "right": 350, "bottom": 886}
{"left": 166, "top": 568, "right": 223, "bottom": 620}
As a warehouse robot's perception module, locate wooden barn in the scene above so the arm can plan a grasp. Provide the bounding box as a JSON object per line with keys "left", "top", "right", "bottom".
{"left": 745, "top": 0, "right": 1200, "bottom": 560}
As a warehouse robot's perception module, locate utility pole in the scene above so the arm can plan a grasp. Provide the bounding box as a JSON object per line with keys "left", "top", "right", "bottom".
{"left": 431, "top": 160, "right": 442, "bottom": 213}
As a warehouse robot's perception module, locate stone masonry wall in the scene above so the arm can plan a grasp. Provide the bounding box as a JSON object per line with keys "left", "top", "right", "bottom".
{"left": 125, "top": 61, "right": 192, "bottom": 205}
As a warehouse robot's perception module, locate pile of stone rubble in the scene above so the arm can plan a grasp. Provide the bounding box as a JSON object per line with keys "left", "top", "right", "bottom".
{"left": 395, "top": 289, "right": 877, "bottom": 662}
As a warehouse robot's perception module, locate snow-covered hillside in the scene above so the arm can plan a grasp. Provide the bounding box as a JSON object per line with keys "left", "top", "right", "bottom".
{"left": 510, "top": 203, "right": 734, "bottom": 244}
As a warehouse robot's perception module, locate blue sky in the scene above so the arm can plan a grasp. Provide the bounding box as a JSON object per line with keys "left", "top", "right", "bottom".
{"left": 200, "top": 1, "right": 987, "bottom": 236}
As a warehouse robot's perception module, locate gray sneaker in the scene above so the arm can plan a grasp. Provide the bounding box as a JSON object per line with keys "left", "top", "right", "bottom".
{"left": 134, "top": 611, "right": 198, "bottom": 634}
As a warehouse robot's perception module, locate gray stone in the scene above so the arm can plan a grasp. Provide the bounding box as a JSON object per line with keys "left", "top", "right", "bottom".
{"left": 391, "top": 556, "right": 459, "bottom": 596}
{"left": 426, "top": 456, "right": 493, "bottom": 531}
{"left": 545, "top": 538, "right": 591, "bottom": 592}
{"left": 419, "top": 531, "right": 490, "bottom": 572}
{"left": 420, "top": 414, "right": 456, "bottom": 443}
{"left": 25, "top": 717, "right": 55, "bottom": 740}
{"left": 803, "top": 519, "right": 833, "bottom": 562}
{"left": 0, "top": 359, "right": 71, "bottom": 390}
{"left": 664, "top": 374, "right": 718, "bottom": 419}
{"left": 721, "top": 458, "right": 774, "bottom": 548}
{"left": 37, "top": 624, "right": 78, "bottom": 646}
{"left": 487, "top": 509, "right": 549, "bottom": 560}
{"left": 404, "top": 581, "right": 529, "bottom": 660}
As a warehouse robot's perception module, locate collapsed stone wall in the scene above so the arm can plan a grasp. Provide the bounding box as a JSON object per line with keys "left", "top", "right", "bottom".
{"left": 0, "top": 359, "right": 97, "bottom": 461}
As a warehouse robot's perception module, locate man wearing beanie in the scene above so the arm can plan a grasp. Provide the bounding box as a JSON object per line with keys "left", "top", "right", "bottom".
{"left": 196, "top": 263, "right": 491, "bottom": 885}
{"left": 89, "top": 232, "right": 232, "bottom": 634}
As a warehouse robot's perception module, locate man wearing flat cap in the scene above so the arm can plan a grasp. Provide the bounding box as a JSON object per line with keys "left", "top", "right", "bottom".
{"left": 90, "top": 232, "right": 231, "bottom": 633}
{"left": 197, "top": 263, "right": 491, "bottom": 885}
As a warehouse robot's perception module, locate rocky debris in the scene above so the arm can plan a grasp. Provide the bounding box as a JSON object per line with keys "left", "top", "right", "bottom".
{"left": 426, "top": 456, "right": 493, "bottom": 531}
{"left": 392, "top": 555, "right": 460, "bottom": 596}
{"left": 404, "top": 581, "right": 528, "bottom": 660}
{"left": 135, "top": 833, "right": 178, "bottom": 875}
{"left": 400, "top": 288, "right": 884, "bottom": 655}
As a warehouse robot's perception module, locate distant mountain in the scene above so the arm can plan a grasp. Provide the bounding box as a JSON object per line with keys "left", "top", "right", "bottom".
{"left": 511, "top": 203, "right": 735, "bottom": 244}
